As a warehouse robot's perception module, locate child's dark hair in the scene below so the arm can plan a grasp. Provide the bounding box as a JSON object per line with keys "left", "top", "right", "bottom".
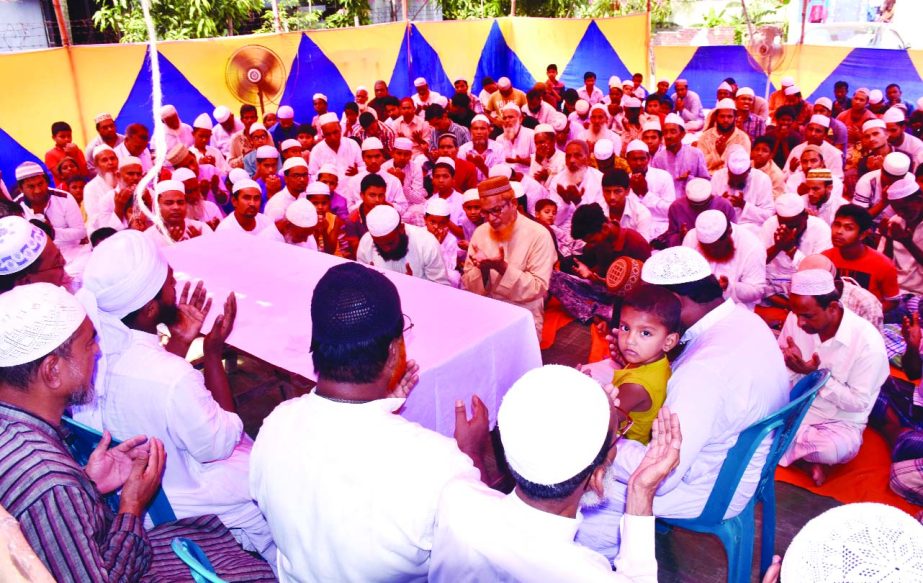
{"left": 534, "top": 198, "right": 557, "bottom": 213}
{"left": 621, "top": 284, "right": 682, "bottom": 334}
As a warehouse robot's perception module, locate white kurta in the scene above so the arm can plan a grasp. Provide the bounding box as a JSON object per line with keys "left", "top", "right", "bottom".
{"left": 710, "top": 168, "right": 775, "bottom": 229}
{"left": 356, "top": 224, "right": 450, "bottom": 285}
{"left": 250, "top": 393, "right": 480, "bottom": 583}
{"left": 631, "top": 167, "right": 675, "bottom": 238}
{"left": 164, "top": 123, "right": 195, "bottom": 153}
{"left": 114, "top": 143, "right": 153, "bottom": 173}
{"left": 263, "top": 188, "right": 301, "bottom": 222}
{"left": 307, "top": 138, "right": 363, "bottom": 180}
{"left": 580, "top": 127, "right": 623, "bottom": 157}
{"left": 381, "top": 159, "right": 427, "bottom": 225}
{"left": 216, "top": 212, "right": 284, "bottom": 242}
{"left": 143, "top": 219, "right": 212, "bottom": 247}
{"left": 18, "top": 190, "right": 86, "bottom": 258}
{"left": 431, "top": 481, "right": 657, "bottom": 582}
{"left": 190, "top": 144, "right": 229, "bottom": 176}
{"left": 547, "top": 167, "right": 606, "bottom": 234}
{"left": 211, "top": 120, "right": 244, "bottom": 157}
{"left": 458, "top": 141, "right": 505, "bottom": 182}
{"left": 879, "top": 218, "right": 923, "bottom": 295}
{"left": 759, "top": 215, "right": 832, "bottom": 296}
{"left": 784, "top": 141, "right": 844, "bottom": 178}
{"left": 785, "top": 171, "right": 845, "bottom": 203}
{"left": 496, "top": 127, "right": 536, "bottom": 174}
{"left": 438, "top": 232, "right": 461, "bottom": 288}
{"left": 343, "top": 170, "right": 408, "bottom": 215}
{"left": 520, "top": 101, "right": 558, "bottom": 124}
{"left": 529, "top": 150, "right": 566, "bottom": 189}
{"left": 802, "top": 190, "right": 848, "bottom": 226}
{"left": 683, "top": 224, "right": 767, "bottom": 309}
{"left": 611, "top": 193, "right": 654, "bottom": 242}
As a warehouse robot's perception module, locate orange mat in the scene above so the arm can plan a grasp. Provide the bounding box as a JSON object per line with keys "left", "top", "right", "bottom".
{"left": 540, "top": 298, "right": 574, "bottom": 350}
{"left": 775, "top": 427, "right": 923, "bottom": 516}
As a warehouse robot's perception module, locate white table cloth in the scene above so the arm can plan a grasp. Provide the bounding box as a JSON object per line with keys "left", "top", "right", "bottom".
{"left": 163, "top": 231, "right": 541, "bottom": 436}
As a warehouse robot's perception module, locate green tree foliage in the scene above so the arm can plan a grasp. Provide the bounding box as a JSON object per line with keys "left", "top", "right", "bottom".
{"left": 93, "top": 0, "right": 263, "bottom": 41}
{"left": 255, "top": 0, "right": 321, "bottom": 33}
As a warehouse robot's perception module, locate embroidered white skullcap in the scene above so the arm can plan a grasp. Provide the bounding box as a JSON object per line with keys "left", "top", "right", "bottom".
{"left": 249, "top": 122, "right": 268, "bottom": 135}
{"left": 781, "top": 503, "right": 923, "bottom": 583}
{"left": 593, "top": 139, "right": 615, "bottom": 160}
{"left": 534, "top": 123, "right": 554, "bottom": 135}
{"left": 361, "top": 137, "right": 384, "bottom": 151}
{"left": 256, "top": 145, "right": 279, "bottom": 159}
{"left": 883, "top": 152, "right": 911, "bottom": 175}
{"left": 434, "top": 156, "right": 455, "bottom": 170}
{"left": 171, "top": 167, "right": 197, "bottom": 182}
{"left": 814, "top": 97, "right": 833, "bottom": 111}
{"left": 550, "top": 112, "right": 568, "bottom": 132}
{"left": 317, "top": 113, "right": 339, "bottom": 127}
{"left": 501, "top": 102, "right": 521, "bottom": 114}
{"left": 317, "top": 163, "right": 339, "bottom": 177}
{"left": 686, "top": 177, "right": 712, "bottom": 203}
{"left": 213, "top": 106, "right": 231, "bottom": 123}
{"left": 282, "top": 157, "right": 308, "bottom": 172}
{"left": 715, "top": 98, "right": 737, "bottom": 111}
{"left": 717, "top": 81, "right": 733, "bottom": 92}
{"left": 0, "top": 283, "right": 86, "bottom": 367}
{"left": 798, "top": 254, "right": 836, "bottom": 276}
{"left": 285, "top": 198, "right": 318, "bottom": 228}
{"left": 497, "top": 77, "right": 512, "bottom": 89}
{"left": 91, "top": 144, "right": 115, "bottom": 161}
{"left": 118, "top": 156, "right": 142, "bottom": 170}
{"left": 232, "top": 178, "right": 261, "bottom": 194}
{"left": 695, "top": 209, "right": 729, "bottom": 245}
{"left": 809, "top": 114, "right": 830, "bottom": 129}
{"left": 780, "top": 76, "right": 795, "bottom": 88}
{"left": 784, "top": 85, "right": 801, "bottom": 96}
{"left": 883, "top": 107, "right": 906, "bottom": 124}
{"left": 393, "top": 137, "right": 414, "bottom": 151}
{"left": 462, "top": 188, "right": 480, "bottom": 203}
{"left": 575, "top": 100, "right": 590, "bottom": 115}
{"left": 498, "top": 364, "right": 611, "bottom": 486}
{"left": 726, "top": 145, "right": 751, "bottom": 174}
{"left": 471, "top": 114, "right": 491, "bottom": 126}
{"left": 160, "top": 104, "right": 177, "bottom": 118}
{"left": 790, "top": 269, "right": 835, "bottom": 296}
{"left": 277, "top": 105, "right": 294, "bottom": 119}
{"left": 413, "top": 77, "right": 427, "bottom": 88}
{"left": 228, "top": 168, "right": 250, "bottom": 185}
{"left": 775, "top": 192, "right": 806, "bottom": 217}
{"left": 862, "top": 119, "right": 886, "bottom": 132}
{"left": 489, "top": 164, "right": 514, "bottom": 179}
{"left": 737, "top": 87, "right": 755, "bottom": 97}
{"left": 641, "top": 245, "right": 712, "bottom": 285}
{"left": 280, "top": 139, "right": 301, "bottom": 152}
{"left": 626, "top": 139, "right": 648, "bottom": 154}
{"left": 312, "top": 93, "right": 327, "bottom": 102}
{"left": 154, "top": 180, "right": 184, "bottom": 196}
{"left": 642, "top": 119, "right": 662, "bottom": 133}
{"left": 193, "top": 113, "right": 213, "bottom": 130}
{"left": 869, "top": 89, "right": 884, "bottom": 104}
{"left": 425, "top": 197, "right": 450, "bottom": 217}
{"left": 0, "top": 216, "right": 47, "bottom": 276}
{"left": 622, "top": 96, "right": 642, "bottom": 108}
{"left": 590, "top": 103, "right": 609, "bottom": 116}
{"left": 305, "top": 182, "right": 330, "bottom": 196}
{"left": 608, "top": 76, "right": 622, "bottom": 88}
{"left": 886, "top": 174, "right": 919, "bottom": 201}
{"left": 94, "top": 112, "right": 113, "bottom": 124}
{"left": 366, "top": 204, "right": 401, "bottom": 237}
{"left": 664, "top": 113, "right": 685, "bottom": 128}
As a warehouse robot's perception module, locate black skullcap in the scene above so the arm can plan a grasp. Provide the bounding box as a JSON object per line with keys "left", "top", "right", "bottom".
{"left": 311, "top": 262, "right": 403, "bottom": 346}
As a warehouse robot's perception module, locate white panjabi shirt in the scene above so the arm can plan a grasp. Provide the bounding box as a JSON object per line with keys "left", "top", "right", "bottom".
{"left": 216, "top": 212, "right": 284, "bottom": 242}
{"left": 356, "top": 224, "right": 451, "bottom": 286}
{"left": 683, "top": 224, "right": 767, "bottom": 309}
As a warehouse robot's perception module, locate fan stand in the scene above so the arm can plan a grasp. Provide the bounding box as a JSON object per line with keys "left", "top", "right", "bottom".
{"left": 247, "top": 67, "right": 266, "bottom": 116}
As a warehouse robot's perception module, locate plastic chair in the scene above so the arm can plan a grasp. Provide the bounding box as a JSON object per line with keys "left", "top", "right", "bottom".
{"left": 171, "top": 537, "right": 227, "bottom": 583}
{"left": 657, "top": 370, "right": 830, "bottom": 583}
{"left": 61, "top": 416, "right": 177, "bottom": 525}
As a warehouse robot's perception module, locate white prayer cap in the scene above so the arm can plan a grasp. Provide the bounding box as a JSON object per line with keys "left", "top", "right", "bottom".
{"left": 366, "top": 204, "right": 401, "bottom": 237}
{"left": 313, "top": 93, "right": 327, "bottom": 102}
{"left": 641, "top": 119, "right": 662, "bottom": 133}
{"left": 625, "top": 139, "right": 648, "bottom": 154}
{"left": 593, "top": 139, "right": 615, "bottom": 160}
{"left": 869, "top": 89, "right": 884, "bottom": 104}
{"left": 277, "top": 105, "right": 294, "bottom": 119}
{"left": 511, "top": 181, "right": 524, "bottom": 199}
{"left": 737, "top": 87, "right": 755, "bottom": 97}
{"left": 798, "top": 254, "right": 836, "bottom": 276}
{"left": 489, "top": 164, "right": 514, "bottom": 179}
{"left": 154, "top": 179, "right": 185, "bottom": 196}
{"left": 498, "top": 364, "right": 611, "bottom": 486}
{"left": 256, "top": 145, "right": 279, "bottom": 159}
{"left": 171, "top": 167, "right": 197, "bottom": 182}
{"left": 471, "top": 114, "right": 491, "bottom": 126}
{"left": 393, "top": 137, "right": 414, "bottom": 151}
{"left": 622, "top": 79, "right": 634, "bottom": 88}
{"left": 285, "top": 199, "right": 318, "bottom": 228}
{"left": 0, "top": 283, "right": 86, "bottom": 367}
{"left": 94, "top": 112, "right": 113, "bottom": 124}
{"left": 305, "top": 182, "right": 330, "bottom": 196}
{"left": 883, "top": 107, "right": 906, "bottom": 124}
{"left": 501, "top": 102, "right": 521, "bottom": 114}
{"left": 550, "top": 112, "right": 568, "bottom": 132}
{"left": 590, "top": 103, "right": 609, "bottom": 116}
{"left": 675, "top": 78, "right": 688, "bottom": 85}
{"left": 814, "top": 97, "right": 833, "bottom": 111}
{"left": 497, "top": 77, "right": 512, "bottom": 89}
{"left": 317, "top": 112, "right": 339, "bottom": 127}
{"left": 641, "top": 246, "right": 712, "bottom": 285}
{"left": 425, "top": 197, "right": 450, "bottom": 217}
{"left": 361, "top": 137, "right": 384, "bottom": 151}
{"left": 775, "top": 192, "right": 806, "bottom": 217}
{"left": 92, "top": 144, "right": 115, "bottom": 160}
{"left": 413, "top": 77, "right": 427, "bottom": 88}
{"left": 232, "top": 179, "right": 261, "bottom": 194}
{"left": 0, "top": 216, "right": 47, "bottom": 276}
{"left": 118, "top": 156, "right": 142, "bottom": 170}
{"left": 249, "top": 122, "right": 268, "bottom": 135}
{"left": 791, "top": 268, "right": 835, "bottom": 296}
{"left": 726, "top": 145, "right": 751, "bottom": 174}
{"left": 780, "top": 76, "right": 795, "bottom": 88}
{"left": 280, "top": 138, "right": 301, "bottom": 152}
{"left": 434, "top": 156, "right": 455, "bottom": 170}
{"left": 462, "top": 188, "right": 480, "bottom": 203}
{"left": 282, "top": 157, "right": 308, "bottom": 172}
{"left": 228, "top": 168, "right": 250, "bottom": 185}
{"left": 695, "top": 210, "right": 729, "bottom": 245}
{"left": 534, "top": 123, "right": 554, "bottom": 135}
{"left": 780, "top": 503, "right": 923, "bottom": 583}
{"left": 15, "top": 162, "right": 46, "bottom": 182}
{"left": 717, "top": 81, "right": 733, "bottom": 92}
{"left": 608, "top": 76, "right": 621, "bottom": 88}
{"left": 883, "top": 152, "right": 911, "bottom": 175}
{"left": 575, "top": 100, "right": 590, "bottom": 115}
{"left": 622, "top": 96, "right": 642, "bottom": 108}
{"left": 808, "top": 114, "right": 830, "bottom": 129}
{"left": 784, "top": 85, "right": 801, "bottom": 96}
{"left": 663, "top": 112, "right": 685, "bottom": 128}
{"left": 886, "top": 174, "right": 919, "bottom": 201}
{"left": 193, "top": 113, "right": 213, "bottom": 130}
{"left": 686, "top": 178, "right": 712, "bottom": 203}
{"left": 715, "top": 98, "right": 737, "bottom": 111}
{"left": 862, "top": 119, "right": 886, "bottom": 132}
{"left": 213, "top": 105, "right": 231, "bottom": 123}
{"left": 317, "top": 163, "right": 339, "bottom": 177}
{"left": 160, "top": 104, "right": 177, "bottom": 118}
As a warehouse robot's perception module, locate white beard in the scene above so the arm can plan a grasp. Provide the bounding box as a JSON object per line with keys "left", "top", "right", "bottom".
{"left": 560, "top": 166, "right": 587, "bottom": 187}
{"left": 101, "top": 171, "right": 118, "bottom": 188}
{"left": 579, "top": 463, "right": 616, "bottom": 509}
{"left": 503, "top": 121, "right": 521, "bottom": 142}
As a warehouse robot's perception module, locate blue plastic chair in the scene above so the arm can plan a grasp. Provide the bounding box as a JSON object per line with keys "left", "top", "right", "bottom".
{"left": 62, "top": 416, "right": 177, "bottom": 525}
{"left": 171, "top": 537, "right": 227, "bottom": 583}
{"left": 657, "top": 369, "right": 830, "bottom": 583}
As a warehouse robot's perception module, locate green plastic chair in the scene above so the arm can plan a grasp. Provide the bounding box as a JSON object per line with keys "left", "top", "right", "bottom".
{"left": 657, "top": 369, "right": 830, "bottom": 583}
{"left": 171, "top": 537, "right": 227, "bottom": 583}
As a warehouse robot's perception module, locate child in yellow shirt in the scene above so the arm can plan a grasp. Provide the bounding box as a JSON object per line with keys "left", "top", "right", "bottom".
{"left": 612, "top": 284, "right": 681, "bottom": 444}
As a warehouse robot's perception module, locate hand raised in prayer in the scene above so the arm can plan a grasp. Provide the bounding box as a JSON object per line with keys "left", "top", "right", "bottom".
{"left": 392, "top": 359, "right": 420, "bottom": 399}
{"left": 203, "top": 292, "right": 237, "bottom": 357}
{"left": 454, "top": 395, "right": 490, "bottom": 460}
{"left": 386, "top": 166, "right": 405, "bottom": 184}
{"left": 573, "top": 258, "right": 594, "bottom": 280}
{"left": 629, "top": 173, "right": 649, "bottom": 196}
{"left": 782, "top": 337, "right": 821, "bottom": 375}
{"left": 345, "top": 163, "right": 359, "bottom": 177}
{"left": 601, "top": 382, "right": 621, "bottom": 409}
{"left": 867, "top": 154, "right": 884, "bottom": 172}
{"left": 557, "top": 183, "right": 584, "bottom": 205}
{"left": 411, "top": 130, "right": 426, "bottom": 145}
{"left": 533, "top": 167, "right": 550, "bottom": 183}
{"left": 169, "top": 280, "right": 213, "bottom": 346}
{"left": 887, "top": 220, "right": 914, "bottom": 245}
{"left": 903, "top": 313, "right": 922, "bottom": 350}
{"left": 167, "top": 223, "right": 187, "bottom": 242}
{"left": 85, "top": 431, "right": 150, "bottom": 495}
{"left": 200, "top": 155, "right": 216, "bottom": 166}
{"left": 796, "top": 182, "right": 809, "bottom": 196}
{"left": 715, "top": 134, "right": 729, "bottom": 155}
{"left": 206, "top": 217, "right": 221, "bottom": 231}
{"left": 118, "top": 437, "right": 165, "bottom": 517}
{"left": 773, "top": 225, "right": 797, "bottom": 251}
{"left": 788, "top": 157, "right": 800, "bottom": 172}
{"left": 265, "top": 174, "right": 283, "bottom": 196}
{"left": 626, "top": 407, "right": 682, "bottom": 514}
{"left": 724, "top": 190, "right": 745, "bottom": 209}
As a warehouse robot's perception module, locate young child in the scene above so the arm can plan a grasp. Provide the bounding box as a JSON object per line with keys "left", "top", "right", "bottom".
{"left": 424, "top": 197, "right": 461, "bottom": 288}
{"left": 533, "top": 198, "right": 577, "bottom": 258}
{"left": 64, "top": 175, "right": 88, "bottom": 221}
{"left": 612, "top": 284, "right": 681, "bottom": 444}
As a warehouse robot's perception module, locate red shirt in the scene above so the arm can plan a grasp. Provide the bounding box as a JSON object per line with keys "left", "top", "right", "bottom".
{"left": 822, "top": 246, "right": 900, "bottom": 301}
{"left": 452, "top": 157, "right": 479, "bottom": 193}
{"left": 44, "top": 146, "right": 89, "bottom": 188}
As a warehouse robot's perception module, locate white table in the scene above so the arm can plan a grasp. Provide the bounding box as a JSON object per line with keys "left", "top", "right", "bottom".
{"left": 163, "top": 231, "right": 541, "bottom": 437}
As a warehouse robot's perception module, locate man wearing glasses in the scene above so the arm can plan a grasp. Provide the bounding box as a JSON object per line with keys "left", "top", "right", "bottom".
{"left": 462, "top": 175, "right": 557, "bottom": 339}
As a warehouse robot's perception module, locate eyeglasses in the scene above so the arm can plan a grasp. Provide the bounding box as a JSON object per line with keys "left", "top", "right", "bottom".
{"left": 479, "top": 200, "right": 510, "bottom": 218}
{"left": 402, "top": 313, "right": 414, "bottom": 333}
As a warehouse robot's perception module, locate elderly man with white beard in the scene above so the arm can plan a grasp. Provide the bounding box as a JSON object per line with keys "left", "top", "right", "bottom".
{"left": 496, "top": 104, "right": 535, "bottom": 175}
{"left": 547, "top": 140, "right": 605, "bottom": 233}
{"left": 83, "top": 144, "right": 121, "bottom": 224}
{"left": 580, "top": 104, "right": 623, "bottom": 155}
{"left": 87, "top": 156, "right": 146, "bottom": 234}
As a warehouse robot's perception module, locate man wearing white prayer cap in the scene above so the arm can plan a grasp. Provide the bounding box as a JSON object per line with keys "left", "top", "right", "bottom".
{"left": 356, "top": 203, "right": 450, "bottom": 285}
{"left": 716, "top": 81, "right": 734, "bottom": 102}
{"left": 580, "top": 103, "right": 623, "bottom": 157}
{"left": 343, "top": 137, "right": 407, "bottom": 216}
{"left": 592, "top": 138, "right": 615, "bottom": 170}
{"left": 160, "top": 103, "right": 194, "bottom": 152}
{"left": 759, "top": 192, "right": 832, "bottom": 301}
{"left": 83, "top": 143, "right": 122, "bottom": 232}
{"left": 734, "top": 86, "right": 765, "bottom": 143}
{"left": 577, "top": 244, "right": 789, "bottom": 560}
{"left": 778, "top": 267, "right": 888, "bottom": 485}
{"left": 411, "top": 76, "right": 448, "bottom": 112}
{"left": 545, "top": 139, "right": 605, "bottom": 234}
{"left": 144, "top": 179, "right": 212, "bottom": 247}
{"left": 640, "top": 119, "right": 662, "bottom": 156}
{"left": 380, "top": 136, "right": 428, "bottom": 223}
{"left": 211, "top": 105, "right": 244, "bottom": 158}
{"left": 710, "top": 142, "right": 775, "bottom": 230}
{"left": 264, "top": 156, "right": 309, "bottom": 223}
{"left": 423, "top": 196, "right": 462, "bottom": 287}
{"left": 280, "top": 138, "right": 302, "bottom": 159}
{"left": 782, "top": 84, "right": 813, "bottom": 130}
{"left": 457, "top": 114, "right": 504, "bottom": 182}
{"left": 654, "top": 174, "right": 735, "bottom": 249}
{"left": 239, "top": 121, "right": 271, "bottom": 176}
{"left": 0, "top": 215, "right": 69, "bottom": 293}
{"left": 671, "top": 78, "right": 704, "bottom": 131}
{"left": 431, "top": 365, "right": 682, "bottom": 581}
{"left": 529, "top": 122, "right": 565, "bottom": 188}
{"left": 682, "top": 208, "right": 767, "bottom": 309}
{"left": 270, "top": 104, "right": 298, "bottom": 147}
{"left": 216, "top": 179, "right": 284, "bottom": 242}
{"left": 311, "top": 93, "right": 330, "bottom": 132}
{"left": 696, "top": 96, "right": 751, "bottom": 173}
{"left": 13, "top": 161, "right": 86, "bottom": 260}
{"left": 496, "top": 102, "right": 535, "bottom": 175}
{"left": 650, "top": 111, "right": 711, "bottom": 200}
{"left": 190, "top": 113, "right": 229, "bottom": 177}
{"left": 308, "top": 110, "right": 363, "bottom": 181}
{"left": 783, "top": 113, "right": 844, "bottom": 179}
{"left": 72, "top": 230, "right": 277, "bottom": 567}
{"left": 281, "top": 198, "right": 319, "bottom": 250}
{"left": 852, "top": 151, "right": 909, "bottom": 216}
{"left": 486, "top": 76, "right": 527, "bottom": 125}
{"left": 859, "top": 118, "right": 891, "bottom": 178}
{"left": 883, "top": 106, "right": 923, "bottom": 165}
{"left": 624, "top": 138, "right": 676, "bottom": 239}
{"left": 880, "top": 173, "right": 923, "bottom": 295}
{"left": 84, "top": 111, "right": 125, "bottom": 174}
{"left": 172, "top": 166, "right": 223, "bottom": 230}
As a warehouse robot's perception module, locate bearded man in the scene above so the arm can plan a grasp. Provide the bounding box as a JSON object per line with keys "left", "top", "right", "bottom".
{"left": 496, "top": 104, "right": 535, "bottom": 175}
{"left": 356, "top": 204, "right": 450, "bottom": 285}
